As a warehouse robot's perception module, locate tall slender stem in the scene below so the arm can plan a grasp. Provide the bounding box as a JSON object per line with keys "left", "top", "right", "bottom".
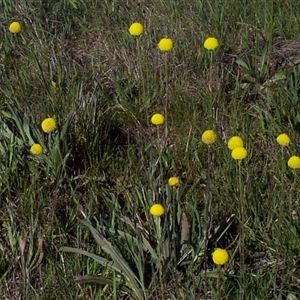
{"left": 217, "top": 265, "right": 221, "bottom": 300}
{"left": 163, "top": 53, "right": 169, "bottom": 145}
{"left": 204, "top": 146, "right": 213, "bottom": 299}
{"left": 136, "top": 38, "right": 147, "bottom": 114}
{"left": 155, "top": 217, "right": 164, "bottom": 299}
{"left": 238, "top": 161, "right": 245, "bottom": 299}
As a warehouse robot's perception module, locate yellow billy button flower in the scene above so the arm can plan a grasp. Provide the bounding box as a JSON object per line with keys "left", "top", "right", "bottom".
{"left": 201, "top": 130, "right": 217, "bottom": 145}
{"left": 151, "top": 113, "right": 164, "bottom": 125}
{"left": 288, "top": 155, "right": 300, "bottom": 169}
{"left": 228, "top": 136, "right": 244, "bottom": 150}
{"left": 276, "top": 133, "right": 290, "bottom": 147}
{"left": 231, "top": 146, "right": 248, "bottom": 160}
{"left": 30, "top": 144, "right": 43, "bottom": 155}
{"left": 212, "top": 248, "right": 229, "bottom": 265}
{"left": 168, "top": 177, "right": 180, "bottom": 186}
{"left": 204, "top": 37, "right": 219, "bottom": 50}
{"left": 158, "top": 38, "right": 173, "bottom": 52}
{"left": 150, "top": 204, "right": 165, "bottom": 217}
{"left": 9, "top": 21, "right": 21, "bottom": 33}
{"left": 41, "top": 117, "right": 57, "bottom": 133}
{"left": 129, "top": 22, "right": 144, "bottom": 36}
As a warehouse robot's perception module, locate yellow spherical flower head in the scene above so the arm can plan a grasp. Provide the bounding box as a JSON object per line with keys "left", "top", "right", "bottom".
{"left": 231, "top": 146, "right": 248, "bottom": 160}
{"left": 228, "top": 136, "right": 244, "bottom": 150}
{"left": 41, "top": 117, "right": 57, "bottom": 133}
{"left": 276, "top": 133, "right": 290, "bottom": 147}
{"left": 129, "top": 22, "right": 144, "bottom": 36}
{"left": 212, "top": 248, "right": 229, "bottom": 265}
{"left": 9, "top": 21, "right": 21, "bottom": 33}
{"left": 158, "top": 38, "right": 173, "bottom": 52}
{"left": 201, "top": 130, "right": 217, "bottom": 145}
{"left": 204, "top": 37, "right": 219, "bottom": 50}
{"left": 151, "top": 113, "right": 164, "bottom": 125}
{"left": 30, "top": 144, "right": 43, "bottom": 155}
{"left": 288, "top": 155, "right": 300, "bottom": 169}
{"left": 150, "top": 204, "right": 165, "bottom": 217}
{"left": 168, "top": 177, "right": 180, "bottom": 186}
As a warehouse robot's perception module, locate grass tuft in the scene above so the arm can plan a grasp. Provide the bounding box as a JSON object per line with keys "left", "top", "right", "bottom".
{"left": 1, "top": 1, "right": 300, "bottom": 299}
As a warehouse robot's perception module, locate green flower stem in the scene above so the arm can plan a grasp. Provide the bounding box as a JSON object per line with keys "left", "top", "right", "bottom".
{"left": 136, "top": 38, "right": 147, "bottom": 114}
{"left": 237, "top": 160, "right": 245, "bottom": 298}
{"left": 172, "top": 187, "right": 180, "bottom": 297}
{"left": 208, "top": 51, "right": 214, "bottom": 92}
{"left": 157, "top": 125, "right": 164, "bottom": 174}
{"left": 274, "top": 146, "right": 286, "bottom": 293}
{"left": 279, "top": 147, "right": 285, "bottom": 208}
{"left": 163, "top": 53, "right": 169, "bottom": 143}
{"left": 206, "top": 51, "right": 216, "bottom": 119}
{"left": 217, "top": 265, "right": 222, "bottom": 300}
{"left": 154, "top": 216, "right": 164, "bottom": 298}
{"left": 204, "top": 145, "right": 213, "bottom": 295}
{"left": 205, "top": 146, "right": 213, "bottom": 266}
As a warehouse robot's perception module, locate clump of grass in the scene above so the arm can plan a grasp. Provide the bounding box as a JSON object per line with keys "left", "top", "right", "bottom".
{"left": 2, "top": 1, "right": 300, "bottom": 299}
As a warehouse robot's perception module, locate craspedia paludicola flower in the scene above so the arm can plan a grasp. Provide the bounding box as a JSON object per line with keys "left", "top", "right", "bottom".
{"left": 228, "top": 136, "right": 244, "bottom": 150}
{"left": 168, "top": 177, "right": 180, "bottom": 186}
{"left": 151, "top": 113, "right": 164, "bottom": 125}
{"left": 9, "top": 21, "right": 21, "bottom": 33}
{"left": 30, "top": 144, "right": 43, "bottom": 155}
{"left": 158, "top": 38, "right": 173, "bottom": 52}
{"left": 288, "top": 156, "right": 300, "bottom": 169}
{"left": 150, "top": 204, "right": 165, "bottom": 216}
{"left": 129, "top": 22, "right": 144, "bottom": 36}
{"left": 201, "top": 130, "right": 217, "bottom": 145}
{"left": 231, "top": 146, "right": 248, "bottom": 160}
{"left": 212, "top": 248, "right": 229, "bottom": 265}
{"left": 204, "top": 37, "right": 219, "bottom": 50}
{"left": 276, "top": 133, "right": 291, "bottom": 147}
{"left": 41, "top": 118, "right": 57, "bottom": 133}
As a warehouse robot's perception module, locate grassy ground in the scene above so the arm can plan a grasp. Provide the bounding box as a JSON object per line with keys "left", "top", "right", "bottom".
{"left": 1, "top": 0, "right": 300, "bottom": 299}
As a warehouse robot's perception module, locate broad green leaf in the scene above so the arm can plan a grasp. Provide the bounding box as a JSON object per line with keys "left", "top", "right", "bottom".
{"left": 287, "top": 293, "right": 298, "bottom": 300}
{"left": 80, "top": 220, "right": 145, "bottom": 300}
{"left": 60, "top": 246, "right": 120, "bottom": 273}
{"left": 235, "top": 58, "right": 250, "bottom": 70}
